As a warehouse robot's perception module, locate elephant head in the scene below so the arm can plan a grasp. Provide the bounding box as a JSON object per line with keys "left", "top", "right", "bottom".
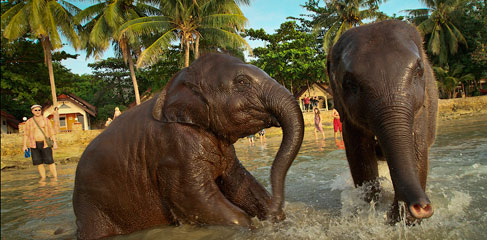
{"left": 153, "top": 53, "right": 304, "bottom": 220}
{"left": 328, "top": 21, "right": 434, "bottom": 220}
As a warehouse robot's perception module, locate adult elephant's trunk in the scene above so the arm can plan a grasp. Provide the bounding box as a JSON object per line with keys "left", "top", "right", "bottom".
{"left": 261, "top": 81, "right": 304, "bottom": 221}
{"left": 373, "top": 104, "right": 433, "bottom": 219}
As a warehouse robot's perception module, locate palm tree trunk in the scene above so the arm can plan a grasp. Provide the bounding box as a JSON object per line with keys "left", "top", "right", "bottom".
{"left": 41, "top": 37, "right": 59, "bottom": 126}
{"left": 184, "top": 38, "right": 190, "bottom": 67}
{"left": 306, "top": 79, "right": 311, "bottom": 96}
{"left": 127, "top": 53, "right": 141, "bottom": 105}
{"left": 120, "top": 38, "right": 141, "bottom": 105}
{"left": 195, "top": 35, "right": 200, "bottom": 59}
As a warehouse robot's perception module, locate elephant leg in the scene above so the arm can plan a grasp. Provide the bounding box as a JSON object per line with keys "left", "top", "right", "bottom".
{"left": 165, "top": 162, "right": 252, "bottom": 227}
{"left": 217, "top": 155, "right": 272, "bottom": 220}
{"left": 74, "top": 194, "right": 121, "bottom": 239}
{"left": 342, "top": 121, "right": 380, "bottom": 202}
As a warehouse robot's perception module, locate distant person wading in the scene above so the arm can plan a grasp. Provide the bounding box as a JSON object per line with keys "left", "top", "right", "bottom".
{"left": 22, "top": 105, "right": 58, "bottom": 183}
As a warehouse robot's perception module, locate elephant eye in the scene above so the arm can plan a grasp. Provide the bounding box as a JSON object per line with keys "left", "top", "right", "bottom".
{"left": 343, "top": 73, "right": 359, "bottom": 94}
{"left": 413, "top": 60, "right": 424, "bottom": 78}
{"left": 235, "top": 75, "right": 251, "bottom": 86}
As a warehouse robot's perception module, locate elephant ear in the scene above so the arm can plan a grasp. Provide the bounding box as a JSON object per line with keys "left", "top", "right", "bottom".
{"left": 159, "top": 68, "right": 210, "bottom": 129}
{"left": 152, "top": 89, "right": 167, "bottom": 121}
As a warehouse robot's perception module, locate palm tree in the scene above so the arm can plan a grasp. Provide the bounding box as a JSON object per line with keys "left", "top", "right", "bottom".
{"left": 404, "top": 0, "right": 467, "bottom": 66}
{"left": 75, "top": 0, "right": 160, "bottom": 105}
{"left": 306, "top": 0, "right": 387, "bottom": 52}
{"left": 2, "top": 0, "right": 81, "bottom": 118}
{"left": 119, "top": 0, "right": 251, "bottom": 68}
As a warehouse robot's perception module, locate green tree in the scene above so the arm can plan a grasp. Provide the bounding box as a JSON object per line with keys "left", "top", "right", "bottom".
{"left": 1, "top": 0, "right": 81, "bottom": 122}
{"left": 447, "top": 0, "right": 487, "bottom": 94}
{"left": 75, "top": 0, "right": 160, "bottom": 105}
{"left": 246, "top": 21, "right": 327, "bottom": 94}
{"left": 302, "top": 0, "right": 388, "bottom": 52}
{"left": 404, "top": 0, "right": 467, "bottom": 66}
{"left": 119, "top": 0, "right": 250, "bottom": 68}
{"left": 434, "top": 64, "right": 474, "bottom": 98}
{"left": 1, "top": 36, "right": 79, "bottom": 120}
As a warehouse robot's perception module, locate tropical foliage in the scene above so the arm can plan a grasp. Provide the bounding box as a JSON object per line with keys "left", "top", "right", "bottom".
{"left": 434, "top": 64, "right": 475, "bottom": 98}
{"left": 75, "top": 0, "right": 161, "bottom": 105}
{"left": 119, "top": 0, "right": 251, "bottom": 67}
{"left": 404, "top": 0, "right": 467, "bottom": 66}
{"left": 1, "top": 0, "right": 81, "bottom": 118}
{"left": 246, "top": 21, "right": 327, "bottom": 94}
{"left": 302, "top": 0, "right": 388, "bottom": 52}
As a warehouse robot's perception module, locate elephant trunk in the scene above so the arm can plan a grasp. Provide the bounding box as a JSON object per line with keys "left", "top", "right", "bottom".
{"left": 262, "top": 82, "right": 304, "bottom": 221}
{"left": 373, "top": 104, "right": 433, "bottom": 219}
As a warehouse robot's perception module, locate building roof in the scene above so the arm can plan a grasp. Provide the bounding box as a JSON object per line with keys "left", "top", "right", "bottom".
{"left": 294, "top": 83, "right": 333, "bottom": 98}
{"left": 0, "top": 110, "right": 20, "bottom": 129}
{"left": 44, "top": 93, "right": 97, "bottom": 117}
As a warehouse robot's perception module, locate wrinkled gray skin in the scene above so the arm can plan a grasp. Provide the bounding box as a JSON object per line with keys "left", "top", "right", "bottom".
{"left": 327, "top": 20, "right": 438, "bottom": 224}
{"left": 73, "top": 53, "right": 304, "bottom": 239}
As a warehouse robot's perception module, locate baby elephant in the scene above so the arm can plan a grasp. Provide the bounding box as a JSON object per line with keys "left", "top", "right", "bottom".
{"left": 73, "top": 53, "right": 304, "bottom": 239}
{"left": 327, "top": 20, "right": 438, "bottom": 224}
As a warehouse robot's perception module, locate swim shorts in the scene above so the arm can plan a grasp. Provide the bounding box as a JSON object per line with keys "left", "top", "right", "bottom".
{"left": 31, "top": 141, "right": 54, "bottom": 165}
{"left": 333, "top": 118, "right": 342, "bottom": 132}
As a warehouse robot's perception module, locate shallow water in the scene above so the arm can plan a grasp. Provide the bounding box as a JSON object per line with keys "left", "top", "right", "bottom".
{"left": 1, "top": 115, "right": 487, "bottom": 239}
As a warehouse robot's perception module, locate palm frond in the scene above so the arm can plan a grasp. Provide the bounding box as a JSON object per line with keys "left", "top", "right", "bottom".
{"left": 104, "top": 0, "right": 125, "bottom": 29}
{"left": 32, "top": 0, "right": 48, "bottom": 36}
{"left": 323, "top": 22, "right": 340, "bottom": 52}
{"left": 443, "top": 23, "right": 459, "bottom": 55}
{"left": 57, "top": 0, "right": 81, "bottom": 15}
{"left": 137, "top": 29, "right": 178, "bottom": 67}
{"left": 49, "top": 1, "right": 81, "bottom": 49}
{"left": 428, "top": 24, "right": 441, "bottom": 55}
{"left": 74, "top": 3, "right": 105, "bottom": 24}
{"left": 2, "top": 3, "right": 30, "bottom": 40}
{"left": 199, "top": 26, "right": 251, "bottom": 53}
{"left": 438, "top": 29, "right": 448, "bottom": 66}
{"left": 1, "top": 2, "right": 26, "bottom": 30}
{"left": 43, "top": 2, "right": 62, "bottom": 49}
{"left": 120, "top": 17, "right": 172, "bottom": 44}
{"left": 89, "top": 17, "right": 112, "bottom": 50}
{"left": 202, "top": 13, "right": 247, "bottom": 29}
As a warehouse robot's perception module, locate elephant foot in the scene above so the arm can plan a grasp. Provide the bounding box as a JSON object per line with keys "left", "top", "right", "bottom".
{"left": 360, "top": 180, "right": 381, "bottom": 203}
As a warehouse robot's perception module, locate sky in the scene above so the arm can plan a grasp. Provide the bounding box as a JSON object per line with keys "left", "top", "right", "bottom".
{"left": 60, "top": 0, "right": 426, "bottom": 75}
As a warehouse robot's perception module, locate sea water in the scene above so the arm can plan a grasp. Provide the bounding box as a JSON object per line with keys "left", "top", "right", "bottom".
{"left": 1, "top": 115, "right": 486, "bottom": 239}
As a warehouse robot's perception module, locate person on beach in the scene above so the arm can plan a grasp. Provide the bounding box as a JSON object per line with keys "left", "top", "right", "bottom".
{"left": 304, "top": 95, "right": 311, "bottom": 112}
{"left": 22, "top": 105, "right": 58, "bottom": 182}
{"left": 113, "top": 107, "right": 122, "bottom": 119}
{"left": 53, "top": 106, "right": 60, "bottom": 133}
{"left": 332, "top": 108, "right": 344, "bottom": 149}
{"left": 332, "top": 108, "right": 343, "bottom": 141}
{"left": 246, "top": 134, "right": 255, "bottom": 146}
{"left": 314, "top": 108, "right": 326, "bottom": 140}
{"left": 105, "top": 117, "right": 112, "bottom": 127}
{"left": 258, "top": 129, "right": 266, "bottom": 144}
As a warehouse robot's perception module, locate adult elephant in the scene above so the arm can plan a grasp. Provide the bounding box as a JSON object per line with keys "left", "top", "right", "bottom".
{"left": 73, "top": 53, "right": 304, "bottom": 239}
{"left": 327, "top": 20, "right": 438, "bottom": 224}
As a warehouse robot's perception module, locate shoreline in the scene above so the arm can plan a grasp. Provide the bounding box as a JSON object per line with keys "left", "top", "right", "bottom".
{"left": 2, "top": 95, "right": 486, "bottom": 171}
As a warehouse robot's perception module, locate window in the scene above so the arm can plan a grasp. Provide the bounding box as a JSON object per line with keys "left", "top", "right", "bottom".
{"left": 60, "top": 117, "right": 66, "bottom": 127}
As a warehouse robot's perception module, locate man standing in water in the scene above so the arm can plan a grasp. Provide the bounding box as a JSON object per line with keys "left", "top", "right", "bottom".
{"left": 22, "top": 105, "right": 58, "bottom": 182}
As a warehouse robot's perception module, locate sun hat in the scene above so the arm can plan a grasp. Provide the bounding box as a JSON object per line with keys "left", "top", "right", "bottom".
{"left": 31, "top": 104, "right": 42, "bottom": 110}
